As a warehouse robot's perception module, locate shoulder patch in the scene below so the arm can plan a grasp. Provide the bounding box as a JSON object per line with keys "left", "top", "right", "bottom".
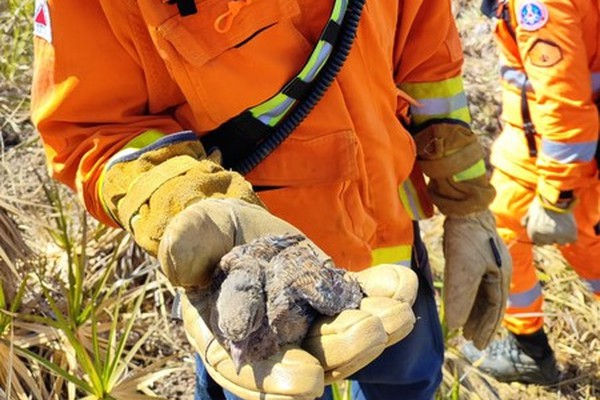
{"left": 34, "top": 0, "right": 52, "bottom": 43}
{"left": 527, "top": 39, "right": 562, "bottom": 67}
{"left": 517, "top": 0, "right": 549, "bottom": 31}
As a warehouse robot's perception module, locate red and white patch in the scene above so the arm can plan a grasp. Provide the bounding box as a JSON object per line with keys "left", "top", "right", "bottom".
{"left": 34, "top": 0, "right": 52, "bottom": 43}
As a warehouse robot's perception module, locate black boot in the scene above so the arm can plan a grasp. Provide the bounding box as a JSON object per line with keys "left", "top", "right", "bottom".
{"left": 461, "top": 329, "right": 560, "bottom": 385}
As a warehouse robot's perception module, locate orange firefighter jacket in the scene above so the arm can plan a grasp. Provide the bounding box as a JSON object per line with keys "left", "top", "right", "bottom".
{"left": 492, "top": 0, "right": 600, "bottom": 203}
{"left": 32, "top": 0, "right": 470, "bottom": 270}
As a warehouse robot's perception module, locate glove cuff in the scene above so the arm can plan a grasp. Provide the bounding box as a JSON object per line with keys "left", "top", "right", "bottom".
{"left": 100, "top": 130, "right": 262, "bottom": 255}
{"left": 537, "top": 193, "right": 577, "bottom": 214}
{"left": 413, "top": 122, "right": 484, "bottom": 175}
{"left": 413, "top": 122, "right": 495, "bottom": 216}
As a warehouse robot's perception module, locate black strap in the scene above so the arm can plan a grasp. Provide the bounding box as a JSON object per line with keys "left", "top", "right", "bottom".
{"left": 499, "top": 0, "right": 537, "bottom": 157}
{"left": 199, "top": 0, "right": 363, "bottom": 172}
{"left": 520, "top": 81, "right": 538, "bottom": 157}
{"left": 166, "top": 0, "right": 198, "bottom": 16}
{"left": 200, "top": 111, "right": 274, "bottom": 168}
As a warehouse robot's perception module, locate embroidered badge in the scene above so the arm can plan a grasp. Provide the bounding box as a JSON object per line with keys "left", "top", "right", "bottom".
{"left": 33, "top": 0, "right": 52, "bottom": 43}
{"left": 517, "top": 0, "right": 549, "bottom": 31}
{"left": 527, "top": 39, "right": 562, "bottom": 67}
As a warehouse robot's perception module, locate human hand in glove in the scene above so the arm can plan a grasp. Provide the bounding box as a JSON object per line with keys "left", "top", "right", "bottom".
{"left": 442, "top": 210, "right": 512, "bottom": 349}
{"left": 523, "top": 195, "right": 578, "bottom": 246}
{"left": 412, "top": 122, "right": 511, "bottom": 349}
{"left": 161, "top": 199, "right": 419, "bottom": 399}
{"left": 100, "top": 131, "right": 418, "bottom": 400}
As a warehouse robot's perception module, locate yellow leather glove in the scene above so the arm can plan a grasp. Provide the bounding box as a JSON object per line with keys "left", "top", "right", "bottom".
{"left": 523, "top": 195, "right": 578, "bottom": 245}
{"left": 101, "top": 131, "right": 418, "bottom": 399}
{"left": 443, "top": 210, "right": 511, "bottom": 349}
{"left": 100, "top": 130, "right": 262, "bottom": 256}
{"left": 414, "top": 122, "right": 512, "bottom": 349}
{"left": 161, "top": 199, "right": 419, "bottom": 398}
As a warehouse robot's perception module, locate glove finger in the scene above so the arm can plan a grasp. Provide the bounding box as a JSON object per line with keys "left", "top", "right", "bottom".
{"left": 353, "top": 264, "right": 419, "bottom": 305}
{"left": 181, "top": 293, "right": 325, "bottom": 399}
{"left": 463, "top": 237, "right": 511, "bottom": 349}
{"left": 204, "top": 345, "right": 325, "bottom": 400}
{"left": 358, "top": 297, "right": 416, "bottom": 346}
{"left": 442, "top": 218, "right": 486, "bottom": 330}
{"left": 323, "top": 344, "right": 385, "bottom": 385}
{"left": 303, "top": 309, "right": 387, "bottom": 384}
{"left": 462, "top": 272, "right": 506, "bottom": 349}
{"left": 158, "top": 202, "right": 237, "bottom": 288}
{"left": 443, "top": 266, "right": 482, "bottom": 330}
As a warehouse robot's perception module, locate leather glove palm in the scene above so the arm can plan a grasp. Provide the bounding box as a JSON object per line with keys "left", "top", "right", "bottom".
{"left": 443, "top": 210, "right": 512, "bottom": 349}
{"left": 524, "top": 195, "right": 578, "bottom": 245}
{"left": 160, "top": 198, "right": 418, "bottom": 399}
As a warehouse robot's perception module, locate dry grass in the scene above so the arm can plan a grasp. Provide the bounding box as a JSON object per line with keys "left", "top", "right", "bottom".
{"left": 1, "top": 0, "right": 598, "bottom": 399}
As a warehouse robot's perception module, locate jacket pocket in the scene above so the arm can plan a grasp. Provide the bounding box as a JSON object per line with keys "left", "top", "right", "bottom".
{"left": 154, "top": 0, "right": 309, "bottom": 129}
{"left": 246, "top": 128, "right": 360, "bottom": 187}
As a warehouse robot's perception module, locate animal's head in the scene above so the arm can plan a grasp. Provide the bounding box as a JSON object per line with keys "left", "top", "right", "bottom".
{"left": 216, "top": 265, "right": 266, "bottom": 372}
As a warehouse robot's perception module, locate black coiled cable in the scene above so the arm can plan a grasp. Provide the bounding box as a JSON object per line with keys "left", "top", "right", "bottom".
{"left": 235, "top": 0, "right": 367, "bottom": 175}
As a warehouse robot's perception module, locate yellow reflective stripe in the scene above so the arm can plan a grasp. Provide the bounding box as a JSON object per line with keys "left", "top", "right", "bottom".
{"left": 298, "top": 41, "right": 329, "bottom": 81}
{"left": 398, "top": 180, "right": 427, "bottom": 220}
{"left": 371, "top": 245, "right": 412, "bottom": 267}
{"left": 97, "top": 129, "right": 166, "bottom": 224}
{"left": 399, "top": 75, "right": 465, "bottom": 100}
{"left": 411, "top": 107, "right": 471, "bottom": 126}
{"left": 253, "top": 42, "right": 332, "bottom": 125}
{"left": 399, "top": 76, "right": 472, "bottom": 124}
{"left": 332, "top": 0, "right": 345, "bottom": 20}
{"left": 413, "top": 92, "right": 467, "bottom": 116}
{"left": 249, "top": 0, "right": 348, "bottom": 124}
{"left": 453, "top": 159, "right": 486, "bottom": 182}
{"left": 111, "top": 129, "right": 166, "bottom": 159}
{"left": 252, "top": 93, "right": 294, "bottom": 126}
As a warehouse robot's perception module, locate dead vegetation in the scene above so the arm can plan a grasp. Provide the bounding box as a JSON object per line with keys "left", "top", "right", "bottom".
{"left": 0, "top": 0, "right": 598, "bottom": 399}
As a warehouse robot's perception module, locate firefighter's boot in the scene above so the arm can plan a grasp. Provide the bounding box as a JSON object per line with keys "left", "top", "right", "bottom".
{"left": 461, "top": 329, "right": 560, "bottom": 385}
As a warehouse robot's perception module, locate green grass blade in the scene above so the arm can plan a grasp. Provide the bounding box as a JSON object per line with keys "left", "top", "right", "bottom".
{"left": 105, "top": 281, "right": 148, "bottom": 389}
{"left": 13, "top": 343, "right": 95, "bottom": 395}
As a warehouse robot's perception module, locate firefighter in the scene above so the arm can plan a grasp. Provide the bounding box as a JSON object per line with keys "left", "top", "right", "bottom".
{"left": 463, "top": 0, "right": 600, "bottom": 385}
{"left": 31, "top": 0, "right": 511, "bottom": 398}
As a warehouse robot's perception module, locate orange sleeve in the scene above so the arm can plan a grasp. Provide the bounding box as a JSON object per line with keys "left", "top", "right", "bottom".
{"left": 393, "top": 0, "right": 464, "bottom": 86}
{"left": 31, "top": 0, "right": 183, "bottom": 226}
{"left": 393, "top": 0, "right": 472, "bottom": 128}
{"left": 513, "top": 0, "right": 598, "bottom": 200}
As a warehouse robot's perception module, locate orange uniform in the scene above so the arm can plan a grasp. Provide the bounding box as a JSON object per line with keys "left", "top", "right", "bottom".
{"left": 490, "top": 0, "right": 600, "bottom": 333}
{"left": 31, "top": 0, "right": 471, "bottom": 271}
